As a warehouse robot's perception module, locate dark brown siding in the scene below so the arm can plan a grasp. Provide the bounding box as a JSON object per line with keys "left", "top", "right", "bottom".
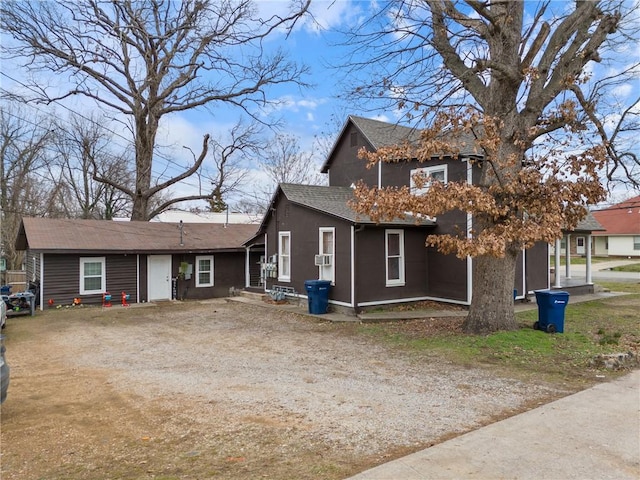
{"left": 106, "top": 254, "right": 138, "bottom": 303}
{"left": 264, "top": 193, "right": 353, "bottom": 304}
{"left": 525, "top": 242, "right": 549, "bottom": 292}
{"left": 381, "top": 157, "right": 472, "bottom": 188}
{"left": 427, "top": 249, "right": 468, "bottom": 301}
{"left": 327, "top": 123, "right": 378, "bottom": 188}
{"left": 355, "top": 227, "right": 431, "bottom": 304}
{"left": 139, "top": 254, "right": 148, "bottom": 302}
{"left": 171, "top": 252, "right": 246, "bottom": 300}
{"left": 42, "top": 254, "right": 137, "bottom": 308}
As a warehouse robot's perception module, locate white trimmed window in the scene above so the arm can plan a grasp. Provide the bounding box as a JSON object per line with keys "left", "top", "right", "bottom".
{"left": 195, "top": 255, "right": 214, "bottom": 287}
{"left": 385, "top": 230, "right": 405, "bottom": 287}
{"left": 80, "top": 257, "right": 105, "bottom": 294}
{"left": 278, "top": 231, "right": 291, "bottom": 282}
{"left": 318, "top": 227, "right": 335, "bottom": 283}
{"left": 410, "top": 165, "right": 447, "bottom": 195}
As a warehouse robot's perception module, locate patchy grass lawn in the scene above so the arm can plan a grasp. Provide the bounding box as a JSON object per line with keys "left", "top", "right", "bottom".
{"left": 610, "top": 263, "right": 640, "bottom": 272}
{"left": 359, "top": 283, "right": 640, "bottom": 387}
{"left": 555, "top": 256, "right": 608, "bottom": 266}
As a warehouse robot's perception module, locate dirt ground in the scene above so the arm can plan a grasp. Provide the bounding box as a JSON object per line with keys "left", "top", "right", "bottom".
{"left": 1, "top": 300, "right": 569, "bottom": 480}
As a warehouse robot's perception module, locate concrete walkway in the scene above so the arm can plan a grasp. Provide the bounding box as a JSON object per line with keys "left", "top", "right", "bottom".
{"left": 346, "top": 369, "right": 640, "bottom": 480}
{"left": 227, "top": 290, "right": 629, "bottom": 323}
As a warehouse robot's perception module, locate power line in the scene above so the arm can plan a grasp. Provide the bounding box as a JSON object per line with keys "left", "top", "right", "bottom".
{"left": 0, "top": 73, "right": 213, "bottom": 191}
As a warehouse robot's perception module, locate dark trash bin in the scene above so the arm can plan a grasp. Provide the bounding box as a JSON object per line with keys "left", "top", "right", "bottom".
{"left": 533, "top": 290, "right": 569, "bottom": 333}
{"left": 304, "top": 280, "right": 331, "bottom": 314}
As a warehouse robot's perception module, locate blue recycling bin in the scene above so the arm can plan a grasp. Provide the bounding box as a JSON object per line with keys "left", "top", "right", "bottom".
{"left": 534, "top": 290, "right": 569, "bottom": 333}
{"left": 304, "top": 280, "right": 331, "bottom": 314}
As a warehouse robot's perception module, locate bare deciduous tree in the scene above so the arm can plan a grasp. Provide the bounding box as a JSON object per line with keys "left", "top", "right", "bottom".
{"left": 52, "top": 115, "right": 133, "bottom": 219}
{"left": 1, "top": 0, "right": 311, "bottom": 220}
{"left": 0, "top": 105, "right": 58, "bottom": 271}
{"left": 240, "top": 133, "right": 326, "bottom": 213}
{"left": 345, "top": 1, "right": 635, "bottom": 333}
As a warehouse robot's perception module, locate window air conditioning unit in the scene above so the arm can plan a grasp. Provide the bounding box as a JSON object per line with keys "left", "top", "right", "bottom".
{"left": 314, "top": 254, "right": 332, "bottom": 266}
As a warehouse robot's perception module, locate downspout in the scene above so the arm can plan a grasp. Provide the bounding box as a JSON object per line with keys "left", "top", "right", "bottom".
{"left": 565, "top": 234, "right": 572, "bottom": 279}
{"left": 465, "top": 158, "right": 473, "bottom": 305}
{"left": 39, "top": 252, "right": 44, "bottom": 311}
{"left": 352, "top": 224, "right": 365, "bottom": 312}
{"left": 245, "top": 246, "right": 250, "bottom": 288}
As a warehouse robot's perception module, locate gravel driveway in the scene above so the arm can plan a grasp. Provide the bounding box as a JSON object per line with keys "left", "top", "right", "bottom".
{"left": 1, "top": 299, "right": 565, "bottom": 479}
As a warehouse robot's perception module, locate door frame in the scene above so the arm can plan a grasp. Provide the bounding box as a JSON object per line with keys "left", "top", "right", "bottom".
{"left": 147, "top": 255, "right": 172, "bottom": 301}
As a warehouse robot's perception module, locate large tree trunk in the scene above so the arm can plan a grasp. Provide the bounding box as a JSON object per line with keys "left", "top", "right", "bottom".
{"left": 464, "top": 250, "right": 519, "bottom": 334}
{"left": 130, "top": 115, "right": 156, "bottom": 221}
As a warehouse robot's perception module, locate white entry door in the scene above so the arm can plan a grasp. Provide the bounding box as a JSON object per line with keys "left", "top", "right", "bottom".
{"left": 576, "top": 237, "right": 585, "bottom": 255}
{"left": 148, "top": 255, "right": 172, "bottom": 301}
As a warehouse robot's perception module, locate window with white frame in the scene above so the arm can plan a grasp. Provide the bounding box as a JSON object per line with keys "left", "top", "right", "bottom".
{"left": 80, "top": 257, "right": 106, "bottom": 294}
{"left": 195, "top": 255, "right": 214, "bottom": 287}
{"left": 318, "top": 227, "right": 335, "bottom": 283}
{"left": 410, "top": 165, "right": 447, "bottom": 195}
{"left": 385, "top": 230, "right": 405, "bottom": 286}
{"left": 634, "top": 236, "right": 640, "bottom": 251}
{"left": 278, "top": 231, "right": 291, "bottom": 282}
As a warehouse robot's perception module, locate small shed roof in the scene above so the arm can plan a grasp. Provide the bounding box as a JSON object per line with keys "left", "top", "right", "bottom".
{"left": 591, "top": 195, "right": 640, "bottom": 236}
{"left": 16, "top": 217, "right": 258, "bottom": 254}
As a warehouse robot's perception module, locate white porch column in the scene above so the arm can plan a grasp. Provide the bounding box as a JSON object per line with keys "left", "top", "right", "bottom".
{"left": 565, "top": 234, "right": 572, "bottom": 279}
{"left": 586, "top": 234, "right": 593, "bottom": 284}
{"left": 554, "top": 238, "right": 562, "bottom": 288}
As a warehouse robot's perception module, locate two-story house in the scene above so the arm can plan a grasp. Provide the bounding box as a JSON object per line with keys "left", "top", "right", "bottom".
{"left": 246, "top": 115, "right": 550, "bottom": 314}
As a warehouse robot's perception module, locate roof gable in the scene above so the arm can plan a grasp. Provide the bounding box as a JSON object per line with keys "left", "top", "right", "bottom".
{"left": 321, "top": 115, "right": 483, "bottom": 174}
{"left": 321, "top": 115, "right": 422, "bottom": 173}
{"left": 16, "top": 218, "right": 258, "bottom": 253}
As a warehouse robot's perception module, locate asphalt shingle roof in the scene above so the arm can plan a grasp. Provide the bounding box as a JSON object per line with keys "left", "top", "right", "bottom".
{"left": 279, "top": 183, "right": 435, "bottom": 226}
{"left": 16, "top": 217, "right": 258, "bottom": 253}
{"left": 321, "top": 115, "right": 483, "bottom": 173}
{"left": 592, "top": 195, "right": 640, "bottom": 235}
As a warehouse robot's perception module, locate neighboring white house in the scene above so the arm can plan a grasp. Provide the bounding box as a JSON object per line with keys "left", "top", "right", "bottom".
{"left": 592, "top": 195, "right": 640, "bottom": 258}
{"left": 151, "top": 209, "right": 260, "bottom": 224}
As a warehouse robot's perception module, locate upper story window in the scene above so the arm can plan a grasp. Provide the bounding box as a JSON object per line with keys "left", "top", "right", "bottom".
{"left": 80, "top": 257, "right": 105, "bottom": 294}
{"left": 385, "top": 230, "right": 405, "bottom": 287}
{"left": 278, "top": 231, "right": 291, "bottom": 282}
{"left": 195, "top": 255, "right": 214, "bottom": 287}
{"left": 410, "top": 165, "right": 447, "bottom": 195}
{"left": 350, "top": 132, "right": 358, "bottom": 147}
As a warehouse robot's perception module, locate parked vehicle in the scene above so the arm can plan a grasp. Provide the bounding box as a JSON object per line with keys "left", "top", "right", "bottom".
{"left": 0, "top": 334, "right": 8, "bottom": 404}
